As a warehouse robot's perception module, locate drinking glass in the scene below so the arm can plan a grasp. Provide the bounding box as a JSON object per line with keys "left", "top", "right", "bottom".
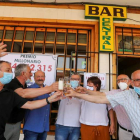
{"left": 64, "top": 77, "right": 72, "bottom": 104}
{"left": 58, "top": 78, "right": 64, "bottom": 91}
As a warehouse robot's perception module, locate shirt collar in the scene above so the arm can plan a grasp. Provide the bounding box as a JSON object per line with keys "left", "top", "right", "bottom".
{"left": 14, "top": 77, "right": 26, "bottom": 88}
{"left": 32, "top": 83, "right": 45, "bottom": 88}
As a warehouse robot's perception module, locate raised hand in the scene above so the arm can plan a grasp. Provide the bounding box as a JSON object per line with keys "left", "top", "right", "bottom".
{"left": 66, "top": 88, "right": 77, "bottom": 97}
{"left": 47, "top": 82, "right": 58, "bottom": 92}
{"left": 48, "top": 91, "right": 63, "bottom": 103}
{"left": 0, "top": 42, "right": 7, "bottom": 57}
{"left": 75, "top": 86, "right": 87, "bottom": 94}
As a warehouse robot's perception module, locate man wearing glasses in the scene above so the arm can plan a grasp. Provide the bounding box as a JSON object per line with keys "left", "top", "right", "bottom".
{"left": 55, "top": 73, "right": 82, "bottom": 140}
{"left": 67, "top": 70, "right": 140, "bottom": 140}
{"left": 106, "top": 74, "right": 133, "bottom": 140}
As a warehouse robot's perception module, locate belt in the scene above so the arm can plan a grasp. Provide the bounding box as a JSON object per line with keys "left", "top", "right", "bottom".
{"left": 133, "top": 135, "right": 140, "bottom": 140}
{"left": 119, "top": 125, "right": 132, "bottom": 133}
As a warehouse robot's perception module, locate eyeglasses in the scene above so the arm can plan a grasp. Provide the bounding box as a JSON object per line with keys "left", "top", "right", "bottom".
{"left": 132, "top": 79, "right": 140, "bottom": 82}
{"left": 117, "top": 78, "right": 129, "bottom": 82}
{"left": 70, "top": 78, "right": 80, "bottom": 81}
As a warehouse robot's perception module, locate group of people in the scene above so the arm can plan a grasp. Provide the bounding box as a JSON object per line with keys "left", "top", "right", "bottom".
{"left": 0, "top": 42, "right": 139, "bottom": 140}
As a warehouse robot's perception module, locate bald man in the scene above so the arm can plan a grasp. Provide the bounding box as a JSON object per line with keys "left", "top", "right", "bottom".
{"left": 23, "top": 71, "right": 50, "bottom": 140}
{"left": 106, "top": 74, "right": 133, "bottom": 140}
{"left": 67, "top": 70, "right": 140, "bottom": 140}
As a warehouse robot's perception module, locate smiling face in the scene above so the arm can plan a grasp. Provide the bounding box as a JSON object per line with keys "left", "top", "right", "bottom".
{"left": 34, "top": 71, "right": 45, "bottom": 87}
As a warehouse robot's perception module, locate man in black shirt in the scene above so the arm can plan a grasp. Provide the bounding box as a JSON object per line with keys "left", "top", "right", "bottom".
{"left": 0, "top": 60, "right": 62, "bottom": 140}
{"left": 4, "top": 63, "right": 58, "bottom": 140}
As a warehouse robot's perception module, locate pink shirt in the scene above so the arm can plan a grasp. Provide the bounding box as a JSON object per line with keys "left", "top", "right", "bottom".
{"left": 105, "top": 89, "right": 132, "bottom": 130}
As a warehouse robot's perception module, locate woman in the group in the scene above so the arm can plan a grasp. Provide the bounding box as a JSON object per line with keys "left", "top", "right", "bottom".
{"left": 80, "top": 76, "right": 115, "bottom": 140}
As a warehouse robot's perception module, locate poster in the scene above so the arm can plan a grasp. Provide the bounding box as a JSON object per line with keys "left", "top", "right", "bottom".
{"left": 84, "top": 73, "right": 106, "bottom": 89}
{"left": 1, "top": 53, "right": 57, "bottom": 86}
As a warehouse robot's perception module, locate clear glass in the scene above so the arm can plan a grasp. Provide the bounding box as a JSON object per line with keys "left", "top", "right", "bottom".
{"left": 58, "top": 78, "right": 64, "bottom": 91}
{"left": 63, "top": 77, "right": 71, "bottom": 96}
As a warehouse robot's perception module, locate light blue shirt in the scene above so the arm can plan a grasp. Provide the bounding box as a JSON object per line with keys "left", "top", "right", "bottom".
{"left": 23, "top": 83, "right": 50, "bottom": 133}
{"left": 106, "top": 89, "right": 140, "bottom": 138}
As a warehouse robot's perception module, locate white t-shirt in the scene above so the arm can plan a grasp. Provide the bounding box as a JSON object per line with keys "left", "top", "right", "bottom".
{"left": 80, "top": 100, "right": 111, "bottom": 126}
{"left": 56, "top": 98, "right": 82, "bottom": 127}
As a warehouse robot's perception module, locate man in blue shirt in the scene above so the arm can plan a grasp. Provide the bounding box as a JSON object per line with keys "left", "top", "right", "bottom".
{"left": 23, "top": 70, "right": 51, "bottom": 140}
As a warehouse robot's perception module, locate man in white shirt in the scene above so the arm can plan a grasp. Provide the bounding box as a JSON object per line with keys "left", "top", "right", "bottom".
{"left": 106, "top": 74, "right": 133, "bottom": 140}
{"left": 55, "top": 73, "right": 81, "bottom": 140}
{"left": 67, "top": 70, "right": 140, "bottom": 140}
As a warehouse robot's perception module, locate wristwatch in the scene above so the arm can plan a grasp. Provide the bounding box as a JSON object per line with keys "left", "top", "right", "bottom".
{"left": 46, "top": 97, "right": 50, "bottom": 104}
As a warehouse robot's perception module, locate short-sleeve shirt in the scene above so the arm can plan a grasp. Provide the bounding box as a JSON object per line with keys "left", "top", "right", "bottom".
{"left": 106, "top": 89, "right": 140, "bottom": 138}
{"left": 4, "top": 78, "right": 27, "bottom": 123}
{"left": 80, "top": 100, "right": 111, "bottom": 126}
{"left": 56, "top": 98, "right": 81, "bottom": 127}
{"left": 0, "top": 88, "right": 27, "bottom": 139}
{"left": 105, "top": 89, "right": 132, "bottom": 130}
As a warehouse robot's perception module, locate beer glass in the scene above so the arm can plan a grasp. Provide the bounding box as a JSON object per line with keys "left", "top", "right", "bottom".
{"left": 63, "top": 77, "right": 71, "bottom": 96}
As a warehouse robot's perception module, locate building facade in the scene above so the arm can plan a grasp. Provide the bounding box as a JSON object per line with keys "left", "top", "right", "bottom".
{"left": 1, "top": 1, "right": 140, "bottom": 139}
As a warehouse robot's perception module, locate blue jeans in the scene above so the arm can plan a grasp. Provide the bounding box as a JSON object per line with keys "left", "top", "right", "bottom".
{"left": 24, "top": 130, "right": 47, "bottom": 140}
{"left": 55, "top": 124, "right": 80, "bottom": 140}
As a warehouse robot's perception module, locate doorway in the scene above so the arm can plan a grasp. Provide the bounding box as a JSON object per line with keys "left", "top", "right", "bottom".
{"left": 118, "top": 57, "right": 140, "bottom": 78}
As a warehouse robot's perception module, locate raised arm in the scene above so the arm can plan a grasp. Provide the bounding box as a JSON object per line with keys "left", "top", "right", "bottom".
{"left": 67, "top": 89, "right": 110, "bottom": 104}
{"left": 15, "top": 82, "right": 58, "bottom": 98}
{"left": 76, "top": 87, "right": 105, "bottom": 96}
{"left": 21, "top": 91, "right": 62, "bottom": 110}
{"left": 0, "top": 42, "right": 8, "bottom": 57}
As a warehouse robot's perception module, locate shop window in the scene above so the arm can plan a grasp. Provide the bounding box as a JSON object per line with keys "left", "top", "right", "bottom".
{"left": 78, "top": 34, "right": 87, "bottom": 44}
{"left": 36, "top": 32, "right": 44, "bottom": 41}
{"left": 116, "top": 28, "right": 140, "bottom": 54}
{"left": 4, "top": 41, "right": 12, "bottom": 52}
{"left": 25, "top": 31, "right": 34, "bottom": 40}
{"left": 0, "top": 30, "right": 3, "bottom": 40}
{"left": 67, "top": 45, "right": 75, "bottom": 55}
{"left": 34, "top": 43, "right": 43, "bottom": 53}
{"left": 57, "top": 33, "right": 65, "bottom": 42}
{"left": 13, "top": 42, "right": 22, "bottom": 52}
{"left": 57, "top": 57, "right": 64, "bottom": 68}
{"left": 67, "top": 33, "right": 76, "bottom": 43}
{"left": 15, "top": 31, "right": 24, "bottom": 40}
{"left": 46, "top": 32, "right": 55, "bottom": 42}
{"left": 23, "top": 42, "right": 33, "bottom": 53}
{"left": 56, "top": 44, "right": 65, "bottom": 54}
{"left": 45, "top": 43, "right": 54, "bottom": 54}
{"left": 5, "top": 30, "right": 14, "bottom": 40}
{"left": 77, "top": 45, "right": 87, "bottom": 55}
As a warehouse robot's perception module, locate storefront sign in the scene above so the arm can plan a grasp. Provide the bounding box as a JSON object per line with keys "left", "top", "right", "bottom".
{"left": 85, "top": 5, "right": 127, "bottom": 52}
{"left": 1, "top": 53, "right": 57, "bottom": 86}
{"left": 84, "top": 73, "right": 106, "bottom": 89}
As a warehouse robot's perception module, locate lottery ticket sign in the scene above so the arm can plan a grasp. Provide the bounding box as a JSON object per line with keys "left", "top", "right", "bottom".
{"left": 1, "top": 53, "right": 58, "bottom": 86}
